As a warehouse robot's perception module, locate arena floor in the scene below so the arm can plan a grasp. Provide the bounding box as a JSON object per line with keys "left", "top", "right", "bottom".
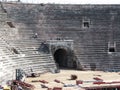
{"left": 25, "top": 70, "right": 120, "bottom": 90}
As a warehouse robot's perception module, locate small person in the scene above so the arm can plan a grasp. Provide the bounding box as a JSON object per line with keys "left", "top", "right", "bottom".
{"left": 33, "top": 33, "right": 38, "bottom": 38}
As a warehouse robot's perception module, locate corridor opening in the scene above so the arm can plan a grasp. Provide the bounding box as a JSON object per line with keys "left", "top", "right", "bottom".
{"left": 54, "top": 49, "right": 68, "bottom": 68}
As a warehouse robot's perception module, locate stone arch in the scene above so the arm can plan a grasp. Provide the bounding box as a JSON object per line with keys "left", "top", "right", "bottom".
{"left": 49, "top": 41, "right": 80, "bottom": 69}
{"left": 54, "top": 48, "right": 68, "bottom": 68}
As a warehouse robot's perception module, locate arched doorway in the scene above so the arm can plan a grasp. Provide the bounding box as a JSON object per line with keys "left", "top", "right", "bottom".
{"left": 54, "top": 49, "right": 68, "bottom": 68}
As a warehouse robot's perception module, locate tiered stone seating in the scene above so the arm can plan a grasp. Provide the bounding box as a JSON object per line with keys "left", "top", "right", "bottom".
{"left": 6, "top": 38, "right": 56, "bottom": 73}
{"left": 0, "top": 3, "right": 57, "bottom": 85}
{"left": 3, "top": 3, "right": 120, "bottom": 71}
{"left": 0, "top": 3, "right": 120, "bottom": 86}
{"left": 0, "top": 39, "right": 16, "bottom": 85}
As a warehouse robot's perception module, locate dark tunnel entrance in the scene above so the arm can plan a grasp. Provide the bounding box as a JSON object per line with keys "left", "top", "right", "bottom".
{"left": 54, "top": 49, "right": 68, "bottom": 68}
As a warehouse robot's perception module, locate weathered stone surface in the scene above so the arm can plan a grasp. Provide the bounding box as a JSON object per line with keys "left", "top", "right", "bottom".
{"left": 1, "top": 2, "right": 120, "bottom": 85}
{"left": 3, "top": 3, "right": 120, "bottom": 70}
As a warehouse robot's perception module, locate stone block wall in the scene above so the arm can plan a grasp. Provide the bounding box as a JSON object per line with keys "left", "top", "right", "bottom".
{"left": 3, "top": 3, "right": 120, "bottom": 71}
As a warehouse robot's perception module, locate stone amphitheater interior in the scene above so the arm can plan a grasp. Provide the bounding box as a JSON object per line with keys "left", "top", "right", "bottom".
{"left": 0, "top": 1, "right": 120, "bottom": 90}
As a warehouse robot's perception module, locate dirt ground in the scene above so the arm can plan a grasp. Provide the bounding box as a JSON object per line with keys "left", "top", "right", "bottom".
{"left": 25, "top": 69, "right": 120, "bottom": 90}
